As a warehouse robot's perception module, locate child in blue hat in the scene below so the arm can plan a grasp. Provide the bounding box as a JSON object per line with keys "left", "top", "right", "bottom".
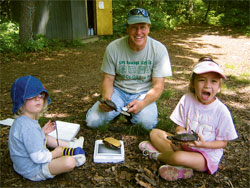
{"left": 9, "top": 75, "right": 86, "bottom": 181}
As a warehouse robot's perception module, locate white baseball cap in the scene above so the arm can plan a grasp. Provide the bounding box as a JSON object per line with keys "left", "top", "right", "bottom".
{"left": 193, "top": 61, "right": 226, "bottom": 79}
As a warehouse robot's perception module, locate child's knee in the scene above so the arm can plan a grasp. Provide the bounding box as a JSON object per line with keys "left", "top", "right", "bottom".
{"left": 171, "top": 152, "right": 187, "bottom": 164}
{"left": 150, "top": 129, "right": 160, "bottom": 139}
{"left": 150, "top": 129, "right": 166, "bottom": 140}
{"left": 64, "top": 157, "right": 76, "bottom": 170}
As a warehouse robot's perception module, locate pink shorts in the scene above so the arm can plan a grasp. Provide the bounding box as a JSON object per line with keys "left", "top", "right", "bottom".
{"left": 182, "top": 145, "right": 209, "bottom": 173}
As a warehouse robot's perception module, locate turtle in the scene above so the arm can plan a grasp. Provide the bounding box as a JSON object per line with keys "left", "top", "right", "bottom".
{"left": 167, "top": 130, "right": 199, "bottom": 143}
{"left": 120, "top": 106, "right": 131, "bottom": 117}
{"left": 103, "top": 137, "right": 121, "bottom": 150}
{"left": 99, "top": 99, "right": 117, "bottom": 111}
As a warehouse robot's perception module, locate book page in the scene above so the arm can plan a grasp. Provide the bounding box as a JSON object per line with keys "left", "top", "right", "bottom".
{"left": 48, "top": 120, "right": 80, "bottom": 141}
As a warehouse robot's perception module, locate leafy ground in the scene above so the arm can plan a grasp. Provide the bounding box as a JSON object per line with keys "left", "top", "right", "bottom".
{"left": 0, "top": 25, "right": 249, "bottom": 188}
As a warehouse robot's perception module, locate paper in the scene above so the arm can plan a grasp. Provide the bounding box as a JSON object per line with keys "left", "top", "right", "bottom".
{"left": 99, "top": 1, "right": 104, "bottom": 9}
{"left": 0, "top": 118, "right": 14, "bottom": 126}
{"left": 48, "top": 120, "right": 80, "bottom": 141}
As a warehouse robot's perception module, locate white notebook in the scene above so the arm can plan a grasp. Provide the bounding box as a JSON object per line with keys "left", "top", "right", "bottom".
{"left": 0, "top": 118, "right": 80, "bottom": 142}
{"left": 48, "top": 120, "right": 80, "bottom": 141}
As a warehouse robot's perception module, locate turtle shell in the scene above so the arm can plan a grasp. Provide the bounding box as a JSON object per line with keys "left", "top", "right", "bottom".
{"left": 103, "top": 137, "right": 121, "bottom": 150}
{"left": 167, "top": 130, "right": 198, "bottom": 142}
{"left": 99, "top": 99, "right": 117, "bottom": 111}
{"left": 121, "top": 106, "right": 131, "bottom": 116}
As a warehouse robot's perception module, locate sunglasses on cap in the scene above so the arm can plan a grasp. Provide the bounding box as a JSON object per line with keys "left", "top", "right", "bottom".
{"left": 128, "top": 8, "right": 150, "bottom": 17}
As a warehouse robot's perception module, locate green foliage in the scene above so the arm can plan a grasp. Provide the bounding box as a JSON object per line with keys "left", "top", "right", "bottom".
{"left": 207, "top": 11, "right": 224, "bottom": 26}
{"left": 112, "top": 0, "right": 249, "bottom": 36}
{"left": 23, "top": 34, "right": 49, "bottom": 52}
{"left": 0, "top": 21, "right": 21, "bottom": 53}
{"left": 0, "top": 21, "right": 85, "bottom": 53}
{"left": 2, "top": 0, "right": 249, "bottom": 53}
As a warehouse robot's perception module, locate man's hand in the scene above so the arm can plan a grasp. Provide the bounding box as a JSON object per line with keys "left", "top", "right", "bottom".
{"left": 98, "top": 99, "right": 115, "bottom": 112}
{"left": 127, "top": 100, "right": 145, "bottom": 114}
{"left": 99, "top": 73, "right": 115, "bottom": 112}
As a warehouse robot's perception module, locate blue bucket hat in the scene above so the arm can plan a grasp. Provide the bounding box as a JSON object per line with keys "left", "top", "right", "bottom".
{"left": 127, "top": 8, "right": 151, "bottom": 25}
{"left": 11, "top": 75, "right": 51, "bottom": 114}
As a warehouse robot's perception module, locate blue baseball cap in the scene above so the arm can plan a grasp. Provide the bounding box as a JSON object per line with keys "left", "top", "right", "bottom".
{"left": 11, "top": 75, "right": 51, "bottom": 114}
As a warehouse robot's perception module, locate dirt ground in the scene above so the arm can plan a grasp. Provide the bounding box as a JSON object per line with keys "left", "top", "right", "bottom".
{"left": 0, "top": 25, "right": 249, "bottom": 187}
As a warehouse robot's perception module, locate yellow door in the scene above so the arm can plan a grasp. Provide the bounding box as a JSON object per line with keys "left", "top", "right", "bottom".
{"left": 95, "top": 0, "right": 113, "bottom": 35}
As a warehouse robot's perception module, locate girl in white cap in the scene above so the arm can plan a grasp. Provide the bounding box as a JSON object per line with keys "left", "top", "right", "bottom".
{"left": 139, "top": 57, "right": 238, "bottom": 181}
{"left": 9, "top": 75, "right": 85, "bottom": 181}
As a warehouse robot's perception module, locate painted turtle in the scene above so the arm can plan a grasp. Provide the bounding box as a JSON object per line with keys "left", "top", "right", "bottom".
{"left": 167, "top": 130, "right": 199, "bottom": 143}
{"left": 103, "top": 137, "right": 121, "bottom": 150}
{"left": 99, "top": 99, "right": 117, "bottom": 111}
{"left": 120, "top": 106, "right": 131, "bottom": 117}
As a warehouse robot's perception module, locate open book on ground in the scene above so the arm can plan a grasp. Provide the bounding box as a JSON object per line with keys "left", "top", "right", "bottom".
{"left": 48, "top": 121, "right": 80, "bottom": 142}
{"left": 0, "top": 118, "right": 80, "bottom": 142}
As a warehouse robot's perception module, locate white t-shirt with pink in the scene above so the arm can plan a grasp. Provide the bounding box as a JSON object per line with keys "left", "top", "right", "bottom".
{"left": 170, "top": 93, "right": 238, "bottom": 174}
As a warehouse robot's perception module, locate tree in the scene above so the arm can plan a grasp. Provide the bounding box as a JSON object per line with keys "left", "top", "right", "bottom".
{"left": 202, "top": 0, "right": 211, "bottom": 23}
{"left": 19, "top": 0, "right": 35, "bottom": 45}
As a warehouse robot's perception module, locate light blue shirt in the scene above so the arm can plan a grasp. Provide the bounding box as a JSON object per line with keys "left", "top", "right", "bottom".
{"left": 8, "top": 115, "right": 50, "bottom": 179}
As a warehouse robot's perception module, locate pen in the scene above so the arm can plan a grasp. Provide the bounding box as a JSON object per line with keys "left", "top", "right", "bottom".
{"left": 55, "top": 121, "right": 59, "bottom": 146}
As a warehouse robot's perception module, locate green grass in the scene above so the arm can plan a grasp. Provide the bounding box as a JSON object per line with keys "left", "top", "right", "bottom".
{"left": 160, "top": 89, "right": 174, "bottom": 100}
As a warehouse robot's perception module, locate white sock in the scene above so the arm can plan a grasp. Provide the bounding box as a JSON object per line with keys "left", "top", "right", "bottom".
{"left": 73, "top": 154, "right": 86, "bottom": 167}
{"left": 69, "top": 136, "right": 84, "bottom": 148}
{"left": 152, "top": 152, "right": 160, "bottom": 160}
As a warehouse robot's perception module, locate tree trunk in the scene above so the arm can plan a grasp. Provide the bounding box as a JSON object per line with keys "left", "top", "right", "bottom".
{"left": 19, "top": 0, "right": 35, "bottom": 45}
{"left": 189, "top": 0, "right": 194, "bottom": 23}
{"left": 202, "top": 0, "right": 211, "bottom": 23}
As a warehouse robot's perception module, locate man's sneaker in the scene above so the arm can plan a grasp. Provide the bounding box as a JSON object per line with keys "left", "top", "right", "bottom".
{"left": 139, "top": 141, "right": 159, "bottom": 160}
{"left": 73, "top": 154, "right": 86, "bottom": 167}
{"left": 70, "top": 136, "right": 84, "bottom": 148}
{"left": 159, "top": 165, "right": 193, "bottom": 181}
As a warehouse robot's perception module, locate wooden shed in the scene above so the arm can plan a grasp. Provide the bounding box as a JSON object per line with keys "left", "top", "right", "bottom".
{"left": 32, "top": 0, "right": 113, "bottom": 40}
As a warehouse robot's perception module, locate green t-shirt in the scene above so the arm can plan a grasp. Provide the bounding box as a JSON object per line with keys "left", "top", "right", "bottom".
{"left": 101, "top": 36, "right": 172, "bottom": 94}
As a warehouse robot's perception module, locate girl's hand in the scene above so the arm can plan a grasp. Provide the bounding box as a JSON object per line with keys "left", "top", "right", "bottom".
{"left": 170, "top": 142, "right": 182, "bottom": 151}
{"left": 185, "top": 135, "right": 228, "bottom": 149}
{"left": 42, "top": 120, "right": 56, "bottom": 135}
{"left": 185, "top": 134, "right": 205, "bottom": 148}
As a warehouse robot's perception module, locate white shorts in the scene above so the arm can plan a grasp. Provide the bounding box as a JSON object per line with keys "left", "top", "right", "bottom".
{"left": 28, "top": 163, "right": 55, "bottom": 181}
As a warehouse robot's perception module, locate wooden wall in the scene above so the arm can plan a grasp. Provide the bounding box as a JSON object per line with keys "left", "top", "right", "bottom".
{"left": 34, "top": 0, "right": 88, "bottom": 40}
